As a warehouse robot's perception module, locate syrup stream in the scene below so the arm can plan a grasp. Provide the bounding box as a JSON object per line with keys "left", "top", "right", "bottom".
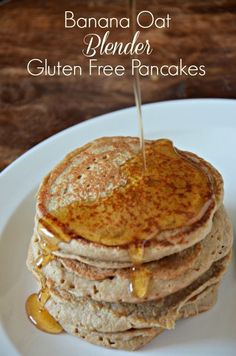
{"left": 129, "top": 0, "right": 146, "bottom": 170}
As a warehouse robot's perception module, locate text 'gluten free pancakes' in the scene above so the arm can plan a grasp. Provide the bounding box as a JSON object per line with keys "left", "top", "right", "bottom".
{"left": 26, "top": 137, "right": 233, "bottom": 350}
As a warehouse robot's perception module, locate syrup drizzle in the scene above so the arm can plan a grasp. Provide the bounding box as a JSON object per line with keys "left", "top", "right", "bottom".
{"left": 25, "top": 227, "right": 63, "bottom": 334}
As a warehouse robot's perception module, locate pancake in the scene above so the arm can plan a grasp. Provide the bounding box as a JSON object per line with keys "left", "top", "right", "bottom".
{"left": 47, "top": 284, "right": 218, "bottom": 351}
{"left": 35, "top": 137, "right": 223, "bottom": 265}
{"left": 46, "top": 257, "right": 229, "bottom": 350}
{"left": 44, "top": 254, "right": 230, "bottom": 335}
{"left": 27, "top": 205, "right": 233, "bottom": 303}
{"left": 25, "top": 136, "right": 232, "bottom": 350}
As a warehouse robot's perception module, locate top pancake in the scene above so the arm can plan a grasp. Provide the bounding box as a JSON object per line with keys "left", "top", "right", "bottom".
{"left": 36, "top": 137, "right": 223, "bottom": 265}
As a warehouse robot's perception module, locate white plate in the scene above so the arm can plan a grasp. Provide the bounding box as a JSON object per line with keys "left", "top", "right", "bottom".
{"left": 0, "top": 99, "right": 236, "bottom": 356}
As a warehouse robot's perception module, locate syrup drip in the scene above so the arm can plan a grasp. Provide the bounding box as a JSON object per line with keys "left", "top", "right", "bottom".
{"left": 129, "top": 243, "right": 151, "bottom": 298}
{"left": 26, "top": 226, "right": 63, "bottom": 334}
{"left": 26, "top": 293, "right": 63, "bottom": 334}
{"left": 130, "top": 267, "right": 152, "bottom": 298}
{"left": 129, "top": 243, "right": 144, "bottom": 265}
{"left": 129, "top": 0, "right": 146, "bottom": 170}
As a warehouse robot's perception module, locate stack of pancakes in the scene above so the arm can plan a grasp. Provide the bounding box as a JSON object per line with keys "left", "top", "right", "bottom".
{"left": 27, "top": 137, "right": 233, "bottom": 350}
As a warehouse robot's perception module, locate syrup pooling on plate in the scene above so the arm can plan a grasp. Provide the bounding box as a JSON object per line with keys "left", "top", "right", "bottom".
{"left": 40, "top": 140, "right": 215, "bottom": 247}
{"left": 25, "top": 223, "right": 63, "bottom": 334}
